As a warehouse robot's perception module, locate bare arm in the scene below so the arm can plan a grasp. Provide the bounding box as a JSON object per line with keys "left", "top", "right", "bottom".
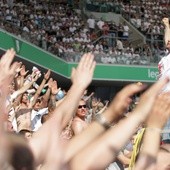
{"left": 48, "top": 79, "right": 60, "bottom": 112}
{"left": 134, "top": 92, "right": 170, "bottom": 170}
{"left": 0, "top": 49, "right": 18, "bottom": 133}
{"left": 69, "top": 78, "right": 169, "bottom": 170}
{"left": 84, "top": 92, "right": 94, "bottom": 102}
{"left": 96, "top": 100, "right": 109, "bottom": 115}
{"left": 162, "top": 17, "right": 170, "bottom": 47}
{"left": 64, "top": 83, "right": 146, "bottom": 163}
{"left": 10, "top": 73, "right": 39, "bottom": 103}
{"left": 30, "top": 69, "right": 51, "bottom": 108}
{"left": 28, "top": 53, "right": 96, "bottom": 165}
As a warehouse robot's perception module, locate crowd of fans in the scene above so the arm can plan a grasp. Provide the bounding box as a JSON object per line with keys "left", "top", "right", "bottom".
{"left": 86, "top": 0, "right": 170, "bottom": 63}
{"left": 0, "top": 1, "right": 170, "bottom": 170}
{"left": 122, "top": 0, "right": 169, "bottom": 40}
{"left": 0, "top": 0, "right": 167, "bottom": 65}
{"left": 0, "top": 47, "right": 169, "bottom": 170}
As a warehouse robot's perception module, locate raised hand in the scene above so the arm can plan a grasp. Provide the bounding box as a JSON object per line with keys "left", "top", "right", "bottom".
{"left": 51, "top": 81, "right": 60, "bottom": 95}
{"left": 146, "top": 92, "right": 170, "bottom": 129}
{"left": 15, "top": 62, "right": 22, "bottom": 71}
{"left": 133, "top": 78, "right": 170, "bottom": 122}
{"left": 134, "top": 91, "right": 170, "bottom": 170}
{"left": 108, "top": 83, "right": 146, "bottom": 120}
{"left": 47, "top": 78, "right": 53, "bottom": 89}
{"left": 32, "top": 73, "right": 40, "bottom": 82}
{"left": 162, "top": 17, "right": 169, "bottom": 28}
{"left": 44, "top": 69, "right": 51, "bottom": 81}
{"left": 0, "top": 49, "right": 18, "bottom": 94}
{"left": 20, "top": 64, "right": 29, "bottom": 77}
{"left": 71, "top": 53, "right": 96, "bottom": 90}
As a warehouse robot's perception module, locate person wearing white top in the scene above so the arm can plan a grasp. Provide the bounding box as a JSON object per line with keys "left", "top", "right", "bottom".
{"left": 158, "top": 17, "right": 170, "bottom": 144}
{"left": 87, "top": 17, "right": 95, "bottom": 32}
{"left": 97, "top": 19, "right": 104, "bottom": 30}
{"left": 31, "top": 107, "right": 48, "bottom": 131}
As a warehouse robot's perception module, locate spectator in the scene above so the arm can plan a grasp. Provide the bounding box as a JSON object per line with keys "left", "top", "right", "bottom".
{"left": 157, "top": 17, "right": 170, "bottom": 144}
{"left": 116, "top": 39, "right": 124, "bottom": 52}
{"left": 87, "top": 15, "right": 95, "bottom": 33}
{"left": 71, "top": 99, "right": 89, "bottom": 135}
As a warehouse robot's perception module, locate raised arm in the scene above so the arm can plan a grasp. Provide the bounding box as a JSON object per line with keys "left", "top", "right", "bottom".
{"left": 0, "top": 49, "right": 18, "bottom": 132}
{"left": 96, "top": 100, "right": 109, "bottom": 115}
{"left": 10, "top": 72, "right": 39, "bottom": 103}
{"left": 162, "top": 17, "right": 170, "bottom": 47}
{"left": 13, "top": 62, "right": 22, "bottom": 90}
{"left": 29, "top": 53, "right": 96, "bottom": 165}
{"left": 48, "top": 79, "right": 60, "bottom": 113}
{"left": 134, "top": 92, "right": 170, "bottom": 170}
{"left": 30, "top": 69, "right": 51, "bottom": 108}
{"left": 69, "top": 78, "right": 170, "bottom": 170}
{"left": 64, "top": 83, "right": 146, "bottom": 163}
{"left": 19, "top": 65, "right": 29, "bottom": 88}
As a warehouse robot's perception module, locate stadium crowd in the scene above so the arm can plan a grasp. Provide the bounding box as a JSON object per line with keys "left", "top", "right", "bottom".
{"left": 0, "top": 47, "right": 170, "bottom": 170}
{"left": 0, "top": 1, "right": 170, "bottom": 170}
{"left": 0, "top": 0, "right": 167, "bottom": 65}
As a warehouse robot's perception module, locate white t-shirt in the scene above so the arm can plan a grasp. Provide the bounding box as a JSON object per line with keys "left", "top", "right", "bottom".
{"left": 31, "top": 108, "right": 48, "bottom": 131}
{"left": 123, "top": 25, "right": 129, "bottom": 36}
{"left": 97, "top": 20, "right": 104, "bottom": 30}
{"left": 87, "top": 18, "right": 95, "bottom": 29}
{"left": 158, "top": 52, "right": 170, "bottom": 92}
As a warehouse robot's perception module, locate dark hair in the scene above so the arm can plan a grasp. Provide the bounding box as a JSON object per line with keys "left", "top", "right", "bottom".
{"left": 6, "top": 133, "right": 35, "bottom": 170}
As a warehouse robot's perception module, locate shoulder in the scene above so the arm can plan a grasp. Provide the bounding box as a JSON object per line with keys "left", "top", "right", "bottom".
{"left": 72, "top": 117, "right": 82, "bottom": 124}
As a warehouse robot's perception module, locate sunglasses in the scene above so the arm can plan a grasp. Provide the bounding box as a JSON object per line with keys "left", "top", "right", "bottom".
{"left": 78, "top": 105, "right": 87, "bottom": 109}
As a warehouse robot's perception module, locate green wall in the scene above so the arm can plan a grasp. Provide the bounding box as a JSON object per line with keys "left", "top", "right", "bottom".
{"left": 0, "top": 30, "right": 158, "bottom": 83}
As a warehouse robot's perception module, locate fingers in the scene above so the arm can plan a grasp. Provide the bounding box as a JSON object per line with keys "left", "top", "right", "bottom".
{"left": 147, "top": 92, "right": 170, "bottom": 128}
{"left": 48, "top": 78, "right": 53, "bottom": 83}
{"left": 15, "top": 62, "right": 22, "bottom": 73}
{"left": 78, "top": 53, "right": 95, "bottom": 71}
{"left": 77, "top": 53, "right": 87, "bottom": 69}
{"left": 119, "top": 83, "right": 146, "bottom": 98}
{"left": 44, "top": 69, "right": 51, "bottom": 79}
{"left": 146, "top": 77, "right": 169, "bottom": 97}
{"left": 83, "top": 53, "right": 94, "bottom": 68}
{"left": 71, "top": 67, "right": 76, "bottom": 78}
{"left": 90, "top": 60, "right": 96, "bottom": 75}
{"left": 10, "top": 62, "right": 20, "bottom": 76}
{"left": 133, "top": 78, "right": 170, "bottom": 121}
{"left": 1, "top": 48, "right": 16, "bottom": 68}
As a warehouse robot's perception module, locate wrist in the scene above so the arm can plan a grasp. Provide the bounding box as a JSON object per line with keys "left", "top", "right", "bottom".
{"left": 51, "top": 88, "right": 61, "bottom": 96}
{"left": 146, "top": 126, "right": 162, "bottom": 133}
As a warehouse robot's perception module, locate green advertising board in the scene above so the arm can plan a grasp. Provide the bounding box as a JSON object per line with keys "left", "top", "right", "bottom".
{"left": 0, "top": 29, "right": 158, "bottom": 83}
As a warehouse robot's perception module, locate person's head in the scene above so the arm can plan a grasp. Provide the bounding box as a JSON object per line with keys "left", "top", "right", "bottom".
{"left": 9, "top": 82, "right": 15, "bottom": 94}
{"left": 166, "top": 40, "right": 170, "bottom": 50}
{"left": 21, "top": 93, "right": 29, "bottom": 104}
{"left": 76, "top": 99, "right": 87, "bottom": 119}
{"left": 2, "top": 133, "right": 35, "bottom": 170}
{"left": 97, "top": 102, "right": 104, "bottom": 110}
{"left": 90, "top": 97, "right": 96, "bottom": 107}
{"left": 33, "top": 97, "right": 43, "bottom": 111}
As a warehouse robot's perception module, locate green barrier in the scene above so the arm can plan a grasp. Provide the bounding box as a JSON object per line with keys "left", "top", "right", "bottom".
{"left": 69, "top": 64, "right": 158, "bottom": 82}
{"left": 0, "top": 30, "right": 68, "bottom": 77}
{"left": 0, "top": 30, "right": 158, "bottom": 82}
